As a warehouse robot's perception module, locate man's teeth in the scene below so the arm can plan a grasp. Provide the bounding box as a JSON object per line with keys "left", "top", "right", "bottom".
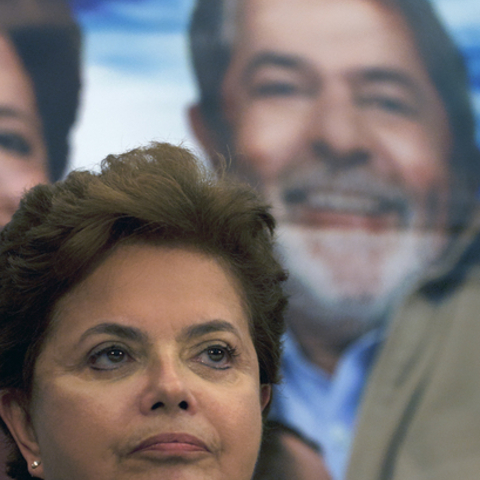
{"left": 306, "top": 192, "right": 385, "bottom": 214}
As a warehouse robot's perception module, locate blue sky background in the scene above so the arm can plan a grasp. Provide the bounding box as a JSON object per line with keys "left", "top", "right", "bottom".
{"left": 67, "top": 0, "right": 199, "bottom": 171}
{"left": 70, "top": 0, "right": 192, "bottom": 75}
{"left": 66, "top": 0, "right": 480, "bottom": 172}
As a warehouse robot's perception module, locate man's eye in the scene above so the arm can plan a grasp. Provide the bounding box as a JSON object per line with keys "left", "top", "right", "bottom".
{"left": 359, "top": 96, "right": 416, "bottom": 116}
{"left": 196, "top": 344, "right": 237, "bottom": 370}
{"left": 0, "top": 132, "right": 32, "bottom": 156}
{"left": 251, "top": 82, "right": 299, "bottom": 97}
{"left": 88, "top": 345, "right": 133, "bottom": 371}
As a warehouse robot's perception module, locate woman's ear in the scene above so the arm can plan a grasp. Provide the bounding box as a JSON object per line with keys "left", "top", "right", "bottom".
{"left": 0, "top": 390, "right": 44, "bottom": 478}
{"left": 260, "top": 384, "right": 272, "bottom": 411}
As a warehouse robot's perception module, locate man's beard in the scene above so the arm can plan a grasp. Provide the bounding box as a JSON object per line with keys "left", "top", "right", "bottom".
{"left": 277, "top": 223, "right": 447, "bottom": 344}
{"left": 268, "top": 162, "right": 449, "bottom": 344}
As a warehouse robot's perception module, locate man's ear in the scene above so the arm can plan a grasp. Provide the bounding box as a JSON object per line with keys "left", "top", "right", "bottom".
{"left": 260, "top": 384, "right": 272, "bottom": 412}
{"left": 0, "top": 391, "right": 44, "bottom": 478}
{"left": 188, "top": 103, "right": 225, "bottom": 171}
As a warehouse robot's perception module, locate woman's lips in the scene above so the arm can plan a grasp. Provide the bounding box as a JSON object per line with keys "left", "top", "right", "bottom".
{"left": 131, "top": 433, "right": 210, "bottom": 455}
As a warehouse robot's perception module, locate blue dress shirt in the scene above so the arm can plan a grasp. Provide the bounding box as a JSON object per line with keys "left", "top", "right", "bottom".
{"left": 269, "top": 330, "right": 381, "bottom": 480}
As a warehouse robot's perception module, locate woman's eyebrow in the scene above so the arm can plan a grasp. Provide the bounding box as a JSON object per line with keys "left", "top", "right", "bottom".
{"left": 180, "top": 319, "right": 240, "bottom": 341}
{"left": 0, "top": 105, "right": 39, "bottom": 126}
{"left": 78, "top": 322, "right": 149, "bottom": 344}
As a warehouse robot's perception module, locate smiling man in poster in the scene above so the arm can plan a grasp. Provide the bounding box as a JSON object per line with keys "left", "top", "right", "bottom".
{"left": 188, "top": 0, "right": 480, "bottom": 478}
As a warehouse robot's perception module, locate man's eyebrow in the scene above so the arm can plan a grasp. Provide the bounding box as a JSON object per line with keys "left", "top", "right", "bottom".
{"left": 180, "top": 320, "right": 240, "bottom": 341}
{"left": 358, "top": 67, "right": 421, "bottom": 94}
{"left": 79, "top": 323, "right": 149, "bottom": 344}
{"left": 243, "top": 52, "right": 305, "bottom": 80}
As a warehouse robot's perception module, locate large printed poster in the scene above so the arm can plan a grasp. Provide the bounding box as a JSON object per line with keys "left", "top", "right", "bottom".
{"left": 69, "top": 0, "right": 201, "bottom": 171}
{"left": 68, "top": 1, "right": 480, "bottom": 479}
{"left": 68, "top": 0, "right": 480, "bottom": 173}
{"left": 0, "top": 1, "right": 479, "bottom": 480}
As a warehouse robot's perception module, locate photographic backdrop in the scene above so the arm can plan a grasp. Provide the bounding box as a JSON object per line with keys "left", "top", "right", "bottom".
{"left": 67, "top": 0, "right": 480, "bottom": 173}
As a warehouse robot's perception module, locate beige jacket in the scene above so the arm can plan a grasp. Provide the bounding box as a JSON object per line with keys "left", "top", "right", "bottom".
{"left": 346, "top": 225, "right": 480, "bottom": 480}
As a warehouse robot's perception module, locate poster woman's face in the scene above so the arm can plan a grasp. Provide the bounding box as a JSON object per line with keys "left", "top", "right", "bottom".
{"left": 3, "top": 245, "right": 270, "bottom": 480}
{"left": 0, "top": 34, "right": 48, "bottom": 228}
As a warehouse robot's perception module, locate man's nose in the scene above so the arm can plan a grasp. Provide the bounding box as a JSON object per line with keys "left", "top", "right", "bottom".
{"left": 140, "top": 357, "right": 198, "bottom": 415}
{"left": 306, "top": 89, "right": 370, "bottom": 170}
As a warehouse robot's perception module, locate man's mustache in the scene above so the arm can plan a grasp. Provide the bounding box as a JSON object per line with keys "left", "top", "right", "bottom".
{"left": 279, "top": 166, "right": 412, "bottom": 225}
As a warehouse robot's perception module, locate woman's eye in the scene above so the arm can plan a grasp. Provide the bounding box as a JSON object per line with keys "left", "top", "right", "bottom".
{"left": 88, "top": 345, "right": 133, "bottom": 371}
{"left": 196, "top": 345, "right": 237, "bottom": 370}
{"left": 0, "top": 132, "right": 32, "bottom": 156}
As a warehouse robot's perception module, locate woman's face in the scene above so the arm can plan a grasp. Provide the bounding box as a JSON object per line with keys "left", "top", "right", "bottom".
{"left": 7, "top": 245, "right": 270, "bottom": 480}
{"left": 0, "top": 33, "right": 48, "bottom": 228}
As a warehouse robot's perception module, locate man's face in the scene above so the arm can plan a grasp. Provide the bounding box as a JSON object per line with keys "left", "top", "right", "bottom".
{"left": 220, "top": 0, "right": 452, "bottom": 336}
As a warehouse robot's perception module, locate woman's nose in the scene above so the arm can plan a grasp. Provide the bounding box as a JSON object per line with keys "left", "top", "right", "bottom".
{"left": 140, "top": 357, "right": 198, "bottom": 415}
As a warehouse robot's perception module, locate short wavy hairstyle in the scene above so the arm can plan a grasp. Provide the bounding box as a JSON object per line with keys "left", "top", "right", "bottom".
{"left": 0, "top": 142, "right": 288, "bottom": 479}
